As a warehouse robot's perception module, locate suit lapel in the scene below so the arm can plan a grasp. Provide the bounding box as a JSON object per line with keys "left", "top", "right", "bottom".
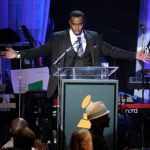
{"left": 65, "top": 31, "right": 77, "bottom": 57}
{"left": 60, "top": 30, "right": 76, "bottom": 67}
{"left": 84, "top": 31, "right": 95, "bottom": 65}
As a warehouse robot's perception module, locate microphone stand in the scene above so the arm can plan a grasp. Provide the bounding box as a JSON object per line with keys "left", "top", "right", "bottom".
{"left": 140, "top": 24, "right": 145, "bottom": 150}
{"left": 19, "top": 56, "right": 22, "bottom": 117}
{"left": 53, "top": 40, "right": 78, "bottom": 66}
{"left": 141, "top": 28, "right": 145, "bottom": 104}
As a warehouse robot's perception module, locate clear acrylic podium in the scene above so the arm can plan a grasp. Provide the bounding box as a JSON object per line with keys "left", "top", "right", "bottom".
{"left": 54, "top": 66, "right": 119, "bottom": 150}
{"left": 54, "top": 66, "right": 119, "bottom": 79}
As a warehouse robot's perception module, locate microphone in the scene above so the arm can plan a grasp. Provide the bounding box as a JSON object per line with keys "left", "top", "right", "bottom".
{"left": 77, "top": 36, "right": 81, "bottom": 43}
{"left": 77, "top": 36, "right": 82, "bottom": 48}
{"left": 147, "top": 41, "right": 150, "bottom": 49}
{"left": 74, "top": 39, "right": 79, "bottom": 44}
{"left": 140, "top": 24, "right": 145, "bottom": 33}
{"left": 146, "top": 41, "right": 150, "bottom": 54}
{"left": 21, "top": 25, "right": 36, "bottom": 48}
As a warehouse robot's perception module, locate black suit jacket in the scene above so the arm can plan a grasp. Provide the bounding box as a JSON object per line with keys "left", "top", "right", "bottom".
{"left": 20, "top": 29, "right": 135, "bottom": 98}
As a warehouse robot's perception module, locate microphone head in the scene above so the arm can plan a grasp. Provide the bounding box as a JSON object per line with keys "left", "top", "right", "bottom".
{"left": 140, "top": 24, "right": 144, "bottom": 29}
{"left": 147, "top": 41, "right": 150, "bottom": 49}
{"left": 140, "top": 24, "right": 144, "bottom": 33}
{"left": 77, "top": 36, "right": 81, "bottom": 42}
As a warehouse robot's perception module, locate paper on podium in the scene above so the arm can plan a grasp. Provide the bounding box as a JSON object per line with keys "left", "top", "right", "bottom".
{"left": 11, "top": 67, "right": 49, "bottom": 93}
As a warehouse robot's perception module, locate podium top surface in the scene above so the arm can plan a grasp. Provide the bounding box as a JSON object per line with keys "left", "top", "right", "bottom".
{"left": 53, "top": 66, "right": 119, "bottom": 79}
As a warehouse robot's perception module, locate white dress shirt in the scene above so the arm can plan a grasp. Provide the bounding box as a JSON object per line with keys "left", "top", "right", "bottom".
{"left": 69, "top": 29, "right": 87, "bottom": 53}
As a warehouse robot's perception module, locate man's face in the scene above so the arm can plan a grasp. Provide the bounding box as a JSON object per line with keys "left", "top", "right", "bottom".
{"left": 69, "top": 16, "right": 84, "bottom": 35}
{"left": 92, "top": 114, "right": 110, "bottom": 130}
{"left": 101, "top": 114, "right": 110, "bottom": 128}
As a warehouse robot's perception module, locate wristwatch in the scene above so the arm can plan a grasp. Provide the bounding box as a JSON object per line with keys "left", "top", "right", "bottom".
{"left": 16, "top": 51, "right": 21, "bottom": 58}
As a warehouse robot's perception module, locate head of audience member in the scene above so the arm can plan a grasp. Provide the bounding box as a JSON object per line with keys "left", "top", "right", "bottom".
{"left": 86, "top": 101, "right": 110, "bottom": 131}
{"left": 10, "top": 118, "right": 28, "bottom": 136}
{"left": 69, "top": 10, "right": 85, "bottom": 36}
{"left": 0, "top": 118, "right": 28, "bottom": 149}
{"left": 70, "top": 129, "right": 93, "bottom": 150}
{"left": 13, "top": 127, "right": 36, "bottom": 150}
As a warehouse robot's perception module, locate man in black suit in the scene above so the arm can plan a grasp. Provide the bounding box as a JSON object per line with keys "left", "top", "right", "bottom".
{"left": 3, "top": 10, "right": 150, "bottom": 99}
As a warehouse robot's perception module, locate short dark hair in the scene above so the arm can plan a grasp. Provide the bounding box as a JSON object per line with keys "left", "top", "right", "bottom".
{"left": 14, "top": 127, "right": 36, "bottom": 149}
{"left": 69, "top": 10, "right": 85, "bottom": 21}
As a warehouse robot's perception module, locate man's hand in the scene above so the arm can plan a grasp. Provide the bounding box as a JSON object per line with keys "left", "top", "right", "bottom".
{"left": 34, "top": 139, "right": 49, "bottom": 150}
{"left": 136, "top": 49, "right": 150, "bottom": 63}
{"left": 2, "top": 47, "right": 17, "bottom": 59}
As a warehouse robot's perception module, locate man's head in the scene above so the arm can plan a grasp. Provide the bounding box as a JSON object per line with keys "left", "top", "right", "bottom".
{"left": 14, "top": 127, "right": 36, "bottom": 149}
{"left": 69, "top": 10, "right": 85, "bottom": 35}
{"left": 70, "top": 129, "right": 93, "bottom": 150}
{"left": 10, "top": 118, "right": 28, "bottom": 136}
{"left": 86, "top": 101, "right": 110, "bottom": 129}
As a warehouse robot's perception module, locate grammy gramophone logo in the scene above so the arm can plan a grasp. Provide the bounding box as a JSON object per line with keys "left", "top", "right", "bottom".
{"left": 77, "top": 95, "right": 92, "bottom": 129}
